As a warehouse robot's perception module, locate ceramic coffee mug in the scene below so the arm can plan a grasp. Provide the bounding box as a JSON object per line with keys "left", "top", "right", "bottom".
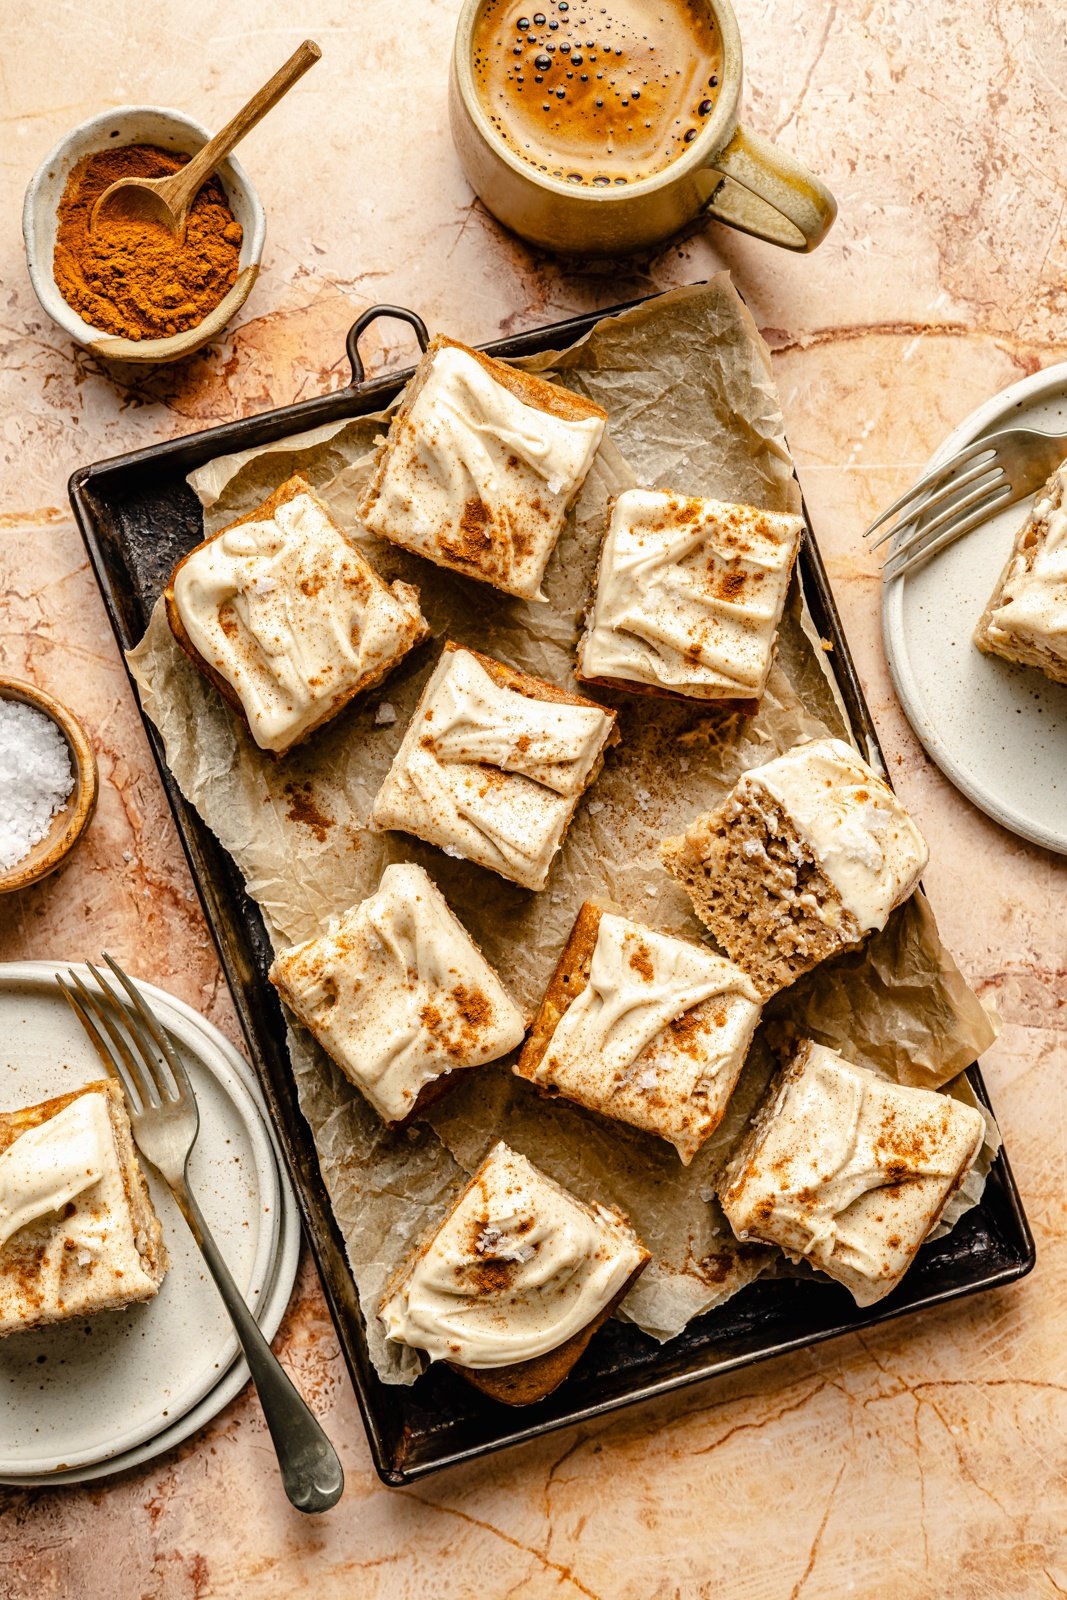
{"left": 450, "top": 0, "right": 837, "bottom": 256}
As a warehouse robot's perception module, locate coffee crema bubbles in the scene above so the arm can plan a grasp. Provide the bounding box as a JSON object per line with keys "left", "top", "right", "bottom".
{"left": 472, "top": 0, "right": 722, "bottom": 187}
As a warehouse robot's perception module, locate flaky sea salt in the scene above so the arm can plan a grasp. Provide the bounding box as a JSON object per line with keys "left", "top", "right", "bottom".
{"left": 0, "top": 700, "right": 74, "bottom": 871}
{"left": 374, "top": 702, "right": 397, "bottom": 727}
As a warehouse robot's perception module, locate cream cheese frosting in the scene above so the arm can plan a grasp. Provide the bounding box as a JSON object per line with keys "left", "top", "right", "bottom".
{"left": 172, "top": 488, "right": 427, "bottom": 752}
{"left": 360, "top": 342, "right": 606, "bottom": 601}
{"left": 522, "top": 910, "right": 762, "bottom": 1163}
{"left": 739, "top": 738, "right": 928, "bottom": 932}
{"left": 986, "top": 460, "right": 1067, "bottom": 663}
{"left": 0, "top": 1086, "right": 162, "bottom": 1336}
{"left": 0, "top": 1095, "right": 108, "bottom": 1252}
{"left": 372, "top": 646, "right": 616, "bottom": 891}
{"left": 720, "top": 1042, "right": 985, "bottom": 1306}
{"left": 379, "top": 1141, "right": 647, "bottom": 1368}
{"left": 270, "top": 862, "right": 526, "bottom": 1124}
{"left": 580, "top": 490, "right": 803, "bottom": 698}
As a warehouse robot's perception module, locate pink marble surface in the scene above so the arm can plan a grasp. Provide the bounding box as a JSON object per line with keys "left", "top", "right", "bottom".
{"left": 1, "top": 1, "right": 1064, "bottom": 1595}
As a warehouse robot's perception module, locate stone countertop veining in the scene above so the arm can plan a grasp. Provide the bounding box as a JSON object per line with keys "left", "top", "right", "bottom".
{"left": 0, "top": 1, "right": 1064, "bottom": 1596}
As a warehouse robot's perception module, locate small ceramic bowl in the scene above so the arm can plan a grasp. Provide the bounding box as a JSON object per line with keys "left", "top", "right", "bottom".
{"left": 22, "top": 105, "right": 266, "bottom": 364}
{"left": 0, "top": 678, "right": 99, "bottom": 894}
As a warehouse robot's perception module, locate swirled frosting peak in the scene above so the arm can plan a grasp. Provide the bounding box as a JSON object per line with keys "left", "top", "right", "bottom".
{"left": 379, "top": 1142, "right": 648, "bottom": 1368}
{"left": 171, "top": 482, "right": 428, "bottom": 752}
{"left": 580, "top": 489, "right": 803, "bottom": 699}
{"left": 360, "top": 340, "right": 606, "bottom": 601}
{"left": 721, "top": 1041, "right": 985, "bottom": 1306}
{"left": 519, "top": 906, "right": 762, "bottom": 1163}
{"left": 372, "top": 644, "right": 616, "bottom": 890}
{"left": 270, "top": 862, "right": 526, "bottom": 1124}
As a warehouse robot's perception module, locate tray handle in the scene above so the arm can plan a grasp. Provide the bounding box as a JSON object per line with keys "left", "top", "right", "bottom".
{"left": 345, "top": 305, "right": 430, "bottom": 388}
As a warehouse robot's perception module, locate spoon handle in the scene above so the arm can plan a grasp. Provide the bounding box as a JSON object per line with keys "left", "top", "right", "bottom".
{"left": 172, "top": 39, "right": 321, "bottom": 210}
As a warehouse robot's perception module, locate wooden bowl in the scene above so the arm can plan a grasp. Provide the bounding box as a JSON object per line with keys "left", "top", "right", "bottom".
{"left": 0, "top": 678, "right": 98, "bottom": 894}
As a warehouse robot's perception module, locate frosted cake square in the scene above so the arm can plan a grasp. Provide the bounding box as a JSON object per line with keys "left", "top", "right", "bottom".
{"left": 660, "top": 738, "right": 928, "bottom": 996}
{"left": 579, "top": 489, "right": 803, "bottom": 703}
{"left": 516, "top": 903, "right": 762, "bottom": 1163}
{"left": 378, "top": 1140, "right": 648, "bottom": 1406}
{"left": 974, "top": 457, "right": 1067, "bottom": 685}
{"left": 269, "top": 862, "right": 526, "bottom": 1126}
{"left": 720, "top": 1041, "right": 985, "bottom": 1306}
{"left": 166, "top": 474, "right": 429, "bottom": 754}
{"left": 0, "top": 1080, "right": 167, "bottom": 1337}
{"left": 358, "top": 336, "right": 607, "bottom": 602}
{"left": 371, "top": 643, "right": 617, "bottom": 891}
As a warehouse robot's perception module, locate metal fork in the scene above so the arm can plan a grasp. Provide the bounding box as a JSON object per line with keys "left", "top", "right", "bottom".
{"left": 58, "top": 954, "right": 344, "bottom": 1514}
{"left": 862, "top": 425, "right": 1067, "bottom": 580}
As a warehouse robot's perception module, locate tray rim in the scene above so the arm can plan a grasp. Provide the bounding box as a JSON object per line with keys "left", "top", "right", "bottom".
{"left": 68, "top": 291, "right": 1035, "bottom": 1486}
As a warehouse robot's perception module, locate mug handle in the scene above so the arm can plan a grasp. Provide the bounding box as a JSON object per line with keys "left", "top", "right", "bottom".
{"left": 703, "top": 124, "right": 837, "bottom": 252}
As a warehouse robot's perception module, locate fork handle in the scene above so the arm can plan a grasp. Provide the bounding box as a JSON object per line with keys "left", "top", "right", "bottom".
{"left": 173, "top": 1174, "right": 344, "bottom": 1512}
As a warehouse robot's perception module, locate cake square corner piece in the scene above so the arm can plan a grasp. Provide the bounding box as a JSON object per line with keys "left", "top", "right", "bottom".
{"left": 358, "top": 335, "right": 608, "bottom": 602}
{"left": 659, "top": 737, "right": 929, "bottom": 996}
{"left": 269, "top": 860, "right": 526, "bottom": 1126}
{"left": 516, "top": 901, "right": 763, "bottom": 1163}
{"left": 378, "top": 1140, "right": 649, "bottom": 1405}
{"left": 974, "top": 457, "right": 1067, "bottom": 685}
{"left": 579, "top": 488, "right": 804, "bottom": 703}
{"left": 166, "top": 472, "right": 429, "bottom": 754}
{"left": 0, "top": 1078, "right": 166, "bottom": 1337}
{"left": 371, "top": 643, "right": 617, "bottom": 891}
{"left": 720, "top": 1040, "right": 985, "bottom": 1305}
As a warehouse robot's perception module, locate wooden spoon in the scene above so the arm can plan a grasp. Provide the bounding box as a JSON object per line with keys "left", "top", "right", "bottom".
{"left": 90, "top": 40, "right": 321, "bottom": 237}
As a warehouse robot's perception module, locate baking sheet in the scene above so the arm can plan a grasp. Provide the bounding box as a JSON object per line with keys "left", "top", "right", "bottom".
{"left": 128, "top": 278, "right": 997, "bottom": 1382}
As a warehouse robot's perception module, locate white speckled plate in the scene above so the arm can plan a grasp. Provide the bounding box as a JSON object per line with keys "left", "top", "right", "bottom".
{"left": 882, "top": 362, "right": 1067, "bottom": 855}
{"left": 0, "top": 963, "right": 291, "bottom": 1477}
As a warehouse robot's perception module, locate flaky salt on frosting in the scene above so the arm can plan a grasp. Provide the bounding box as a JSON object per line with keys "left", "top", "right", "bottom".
{"left": 372, "top": 646, "right": 615, "bottom": 891}
{"left": 987, "top": 460, "right": 1067, "bottom": 660}
{"left": 172, "top": 490, "right": 427, "bottom": 752}
{"left": 360, "top": 343, "right": 606, "bottom": 601}
{"left": 269, "top": 862, "right": 525, "bottom": 1124}
{"left": 739, "top": 738, "right": 928, "bottom": 931}
{"left": 720, "top": 1042, "right": 985, "bottom": 1306}
{"left": 379, "top": 1141, "right": 647, "bottom": 1368}
{"left": 580, "top": 490, "right": 803, "bottom": 699}
{"left": 524, "top": 912, "right": 762, "bottom": 1163}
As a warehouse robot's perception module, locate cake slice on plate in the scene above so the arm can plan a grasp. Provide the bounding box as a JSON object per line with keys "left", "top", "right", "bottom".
{"left": 515, "top": 902, "right": 763, "bottom": 1163}
{"left": 0, "top": 1079, "right": 167, "bottom": 1337}
{"left": 372, "top": 643, "right": 617, "bottom": 891}
{"left": 378, "top": 1140, "right": 649, "bottom": 1405}
{"left": 358, "top": 335, "right": 607, "bottom": 602}
{"left": 269, "top": 862, "right": 526, "bottom": 1126}
{"left": 166, "top": 473, "right": 429, "bottom": 754}
{"left": 659, "top": 738, "right": 928, "bottom": 996}
{"left": 974, "top": 457, "right": 1067, "bottom": 684}
{"left": 578, "top": 489, "right": 803, "bottom": 706}
{"left": 719, "top": 1040, "right": 985, "bottom": 1306}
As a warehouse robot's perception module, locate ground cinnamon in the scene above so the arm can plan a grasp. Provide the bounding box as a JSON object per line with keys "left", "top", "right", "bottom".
{"left": 52, "top": 144, "right": 243, "bottom": 341}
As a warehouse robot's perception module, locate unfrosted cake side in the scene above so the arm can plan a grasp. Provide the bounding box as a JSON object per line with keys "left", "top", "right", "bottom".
{"left": 659, "top": 738, "right": 928, "bottom": 996}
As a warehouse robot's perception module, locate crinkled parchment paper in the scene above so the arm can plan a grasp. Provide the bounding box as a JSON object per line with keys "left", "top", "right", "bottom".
{"left": 128, "top": 278, "right": 998, "bottom": 1381}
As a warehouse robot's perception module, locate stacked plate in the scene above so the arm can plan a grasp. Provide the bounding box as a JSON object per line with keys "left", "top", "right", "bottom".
{"left": 883, "top": 361, "right": 1067, "bottom": 855}
{"left": 0, "top": 963, "right": 300, "bottom": 1487}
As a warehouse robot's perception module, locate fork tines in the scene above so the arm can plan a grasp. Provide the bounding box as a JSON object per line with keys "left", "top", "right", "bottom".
{"left": 58, "top": 955, "right": 189, "bottom": 1114}
{"left": 863, "top": 435, "right": 1011, "bottom": 581}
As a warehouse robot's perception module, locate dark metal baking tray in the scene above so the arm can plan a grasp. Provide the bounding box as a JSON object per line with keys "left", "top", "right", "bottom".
{"left": 69, "top": 297, "right": 1035, "bottom": 1486}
